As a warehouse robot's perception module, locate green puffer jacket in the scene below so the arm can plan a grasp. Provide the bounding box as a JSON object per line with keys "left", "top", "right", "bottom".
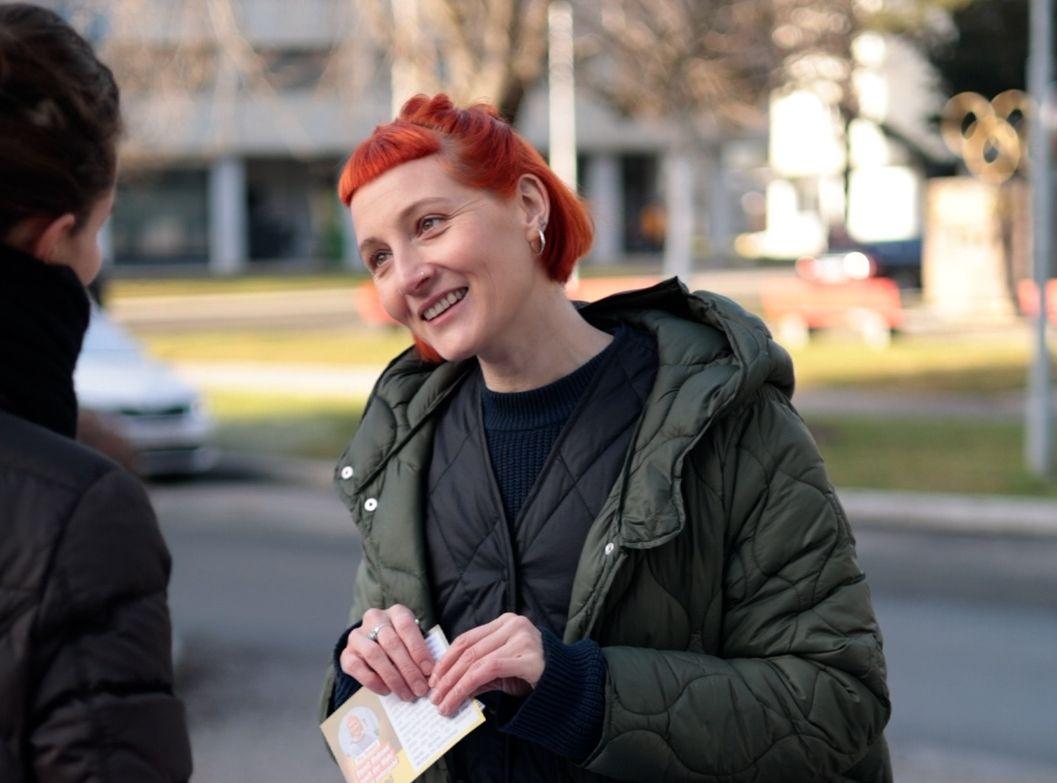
{"left": 324, "top": 279, "right": 891, "bottom": 782}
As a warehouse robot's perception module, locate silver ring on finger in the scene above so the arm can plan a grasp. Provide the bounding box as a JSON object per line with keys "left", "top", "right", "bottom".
{"left": 366, "top": 622, "right": 390, "bottom": 643}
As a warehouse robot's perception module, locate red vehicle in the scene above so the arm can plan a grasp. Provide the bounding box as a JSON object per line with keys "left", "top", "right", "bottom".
{"left": 1017, "top": 279, "right": 1057, "bottom": 325}
{"left": 760, "top": 250, "right": 905, "bottom": 348}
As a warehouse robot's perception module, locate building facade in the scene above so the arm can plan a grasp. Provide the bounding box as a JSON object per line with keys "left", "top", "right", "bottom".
{"left": 57, "top": 1, "right": 939, "bottom": 275}
{"left": 62, "top": 0, "right": 755, "bottom": 274}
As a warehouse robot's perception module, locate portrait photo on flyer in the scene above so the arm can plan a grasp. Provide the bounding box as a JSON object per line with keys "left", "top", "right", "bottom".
{"left": 321, "top": 626, "right": 486, "bottom": 783}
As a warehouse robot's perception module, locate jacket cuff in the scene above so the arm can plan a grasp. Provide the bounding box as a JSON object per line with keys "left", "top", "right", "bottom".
{"left": 330, "top": 623, "right": 362, "bottom": 713}
{"left": 501, "top": 627, "right": 606, "bottom": 763}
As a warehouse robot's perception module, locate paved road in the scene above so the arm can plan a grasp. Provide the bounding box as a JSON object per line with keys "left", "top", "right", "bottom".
{"left": 151, "top": 476, "right": 1057, "bottom": 782}
{"left": 154, "top": 475, "right": 355, "bottom": 782}
{"left": 855, "top": 529, "right": 1057, "bottom": 782}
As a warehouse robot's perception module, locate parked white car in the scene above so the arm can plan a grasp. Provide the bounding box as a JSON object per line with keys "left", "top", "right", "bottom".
{"left": 75, "top": 306, "right": 217, "bottom": 476}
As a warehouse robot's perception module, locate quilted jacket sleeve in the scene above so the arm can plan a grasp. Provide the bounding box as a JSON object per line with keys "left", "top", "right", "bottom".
{"left": 584, "top": 387, "right": 890, "bottom": 782}
{"left": 30, "top": 466, "right": 192, "bottom": 782}
{"left": 319, "top": 549, "right": 386, "bottom": 720}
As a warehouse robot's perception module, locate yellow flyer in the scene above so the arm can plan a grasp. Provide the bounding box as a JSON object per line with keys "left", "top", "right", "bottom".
{"left": 321, "top": 626, "right": 486, "bottom": 783}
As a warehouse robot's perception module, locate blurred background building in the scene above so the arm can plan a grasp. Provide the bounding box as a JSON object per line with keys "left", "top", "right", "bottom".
{"left": 51, "top": 0, "right": 960, "bottom": 277}
{"left": 49, "top": 0, "right": 1023, "bottom": 283}
{"left": 60, "top": 0, "right": 718, "bottom": 274}
{"left": 752, "top": 29, "right": 946, "bottom": 260}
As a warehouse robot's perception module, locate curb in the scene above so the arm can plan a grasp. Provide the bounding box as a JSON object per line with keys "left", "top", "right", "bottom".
{"left": 839, "top": 488, "right": 1057, "bottom": 537}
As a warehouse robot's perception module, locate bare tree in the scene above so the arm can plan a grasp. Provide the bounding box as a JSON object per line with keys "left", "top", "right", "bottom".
{"left": 362, "top": 0, "right": 550, "bottom": 121}
{"left": 582, "top": 0, "right": 858, "bottom": 273}
{"left": 53, "top": 0, "right": 372, "bottom": 159}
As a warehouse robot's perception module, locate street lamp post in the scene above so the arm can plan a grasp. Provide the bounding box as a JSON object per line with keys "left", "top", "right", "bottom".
{"left": 1027, "top": 0, "right": 1054, "bottom": 478}
{"left": 548, "top": 1, "right": 578, "bottom": 286}
{"left": 548, "top": 1, "right": 577, "bottom": 190}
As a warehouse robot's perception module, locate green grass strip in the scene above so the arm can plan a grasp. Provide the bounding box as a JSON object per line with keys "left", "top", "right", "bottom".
{"left": 806, "top": 414, "right": 1057, "bottom": 498}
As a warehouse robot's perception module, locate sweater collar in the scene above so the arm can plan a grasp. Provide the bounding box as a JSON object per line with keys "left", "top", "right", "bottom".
{"left": 0, "top": 243, "right": 90, "bottom": 438}
{"left": 480, "top": 325, "right": 623, "bottom": 431}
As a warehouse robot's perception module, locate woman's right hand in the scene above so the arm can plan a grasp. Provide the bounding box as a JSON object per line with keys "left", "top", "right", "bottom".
{"left": 338, "top": 604, "right": 434, "bottom": 701}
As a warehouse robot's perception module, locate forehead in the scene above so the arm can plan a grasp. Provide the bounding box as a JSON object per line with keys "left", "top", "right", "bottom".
{"left": 349, "top": 155, "right": 465, "bottom": 224}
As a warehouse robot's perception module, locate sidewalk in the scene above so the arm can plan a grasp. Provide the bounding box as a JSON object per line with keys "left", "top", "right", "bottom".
{"left": 217, "top": 452, "right": 1057, "bottom": 539}
{"left": 793, "top": 387, "right": 1038, "bottom": 422}
{"left": 839, "top": 488, "right": 1057, "bottom": 536}
{"left": 177, "top": 361, "right": 380, "bottom": 398}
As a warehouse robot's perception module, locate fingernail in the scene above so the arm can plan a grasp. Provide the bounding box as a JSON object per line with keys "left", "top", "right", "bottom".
{"left": 414, "top": 681, "right": 428, "bottom": 698}
{"left": 422, "top": 660, "right": 434, "bottom": 676}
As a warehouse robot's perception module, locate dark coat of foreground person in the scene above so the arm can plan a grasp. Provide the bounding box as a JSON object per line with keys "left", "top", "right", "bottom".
{"left": 0, "top": 245, "right": 192, "bottom": 782}
{"left": 324, "top": 279, "right": 892, "bottom": 782}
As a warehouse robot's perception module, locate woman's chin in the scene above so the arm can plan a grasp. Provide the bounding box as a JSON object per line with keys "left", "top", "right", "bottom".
{"left": 414, "top": 316, "right": 484, "bottom": 363}
{"left": 430, "top": 342, "right": 476, "bottom": 363}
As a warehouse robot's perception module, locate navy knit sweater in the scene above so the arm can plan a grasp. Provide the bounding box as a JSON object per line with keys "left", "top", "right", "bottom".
{"left": 479, "top": 331, "right": 621, "bottom": 762}
{"left": 334, "top": 330, "right": 623, "bottom": 765}
{"left": 480, "top": 339, "right": 611, "bottom": 522}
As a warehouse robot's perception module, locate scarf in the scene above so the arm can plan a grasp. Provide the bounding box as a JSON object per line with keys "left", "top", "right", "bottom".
{"left": 0, "top": 242, "right": 89, "bottom": 438}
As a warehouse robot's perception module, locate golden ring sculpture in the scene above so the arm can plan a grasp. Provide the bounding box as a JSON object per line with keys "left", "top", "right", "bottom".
{"left": 941, "top": 90, "right": 1031, "bottom": 184}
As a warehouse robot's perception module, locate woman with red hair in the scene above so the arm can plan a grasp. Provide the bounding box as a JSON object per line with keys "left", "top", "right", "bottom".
{"left": 324, "top": 94, "right": 891, "bottom": 782}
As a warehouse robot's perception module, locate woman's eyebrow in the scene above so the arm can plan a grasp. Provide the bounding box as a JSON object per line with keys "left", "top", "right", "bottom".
{"left": 357, "top": 197, "right": 451, "bottom": 253}
{"left": 397, "top": 197, "right": 450, "bottom": 223}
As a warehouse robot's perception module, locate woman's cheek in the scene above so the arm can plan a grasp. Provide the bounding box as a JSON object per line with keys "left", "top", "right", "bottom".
{"left": 378, "top": 285, "right": 412, "bottom": 326}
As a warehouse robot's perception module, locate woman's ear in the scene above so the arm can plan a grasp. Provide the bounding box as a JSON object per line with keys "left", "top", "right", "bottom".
{"left": 31, "top": 212, "right": 78, "bottom": 265}
{"left": 516, "top": 174, "right": 550, "bottom": 235}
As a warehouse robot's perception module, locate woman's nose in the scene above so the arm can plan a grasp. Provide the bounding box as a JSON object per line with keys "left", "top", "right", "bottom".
{"left": 397, "top": 256, "right": 435, "bottom": 296}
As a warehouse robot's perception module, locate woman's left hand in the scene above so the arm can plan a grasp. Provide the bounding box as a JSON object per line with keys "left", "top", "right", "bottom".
{"left": 428, "top": 613, "right": 544, "bottom": 716}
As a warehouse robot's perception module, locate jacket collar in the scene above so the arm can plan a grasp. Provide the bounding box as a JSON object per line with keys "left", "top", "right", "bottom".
{"left": 579, "top": 278, "right": 793, "bottom": 548}
{"left": 345, "top": 278, "right": 793, "bottom": 549}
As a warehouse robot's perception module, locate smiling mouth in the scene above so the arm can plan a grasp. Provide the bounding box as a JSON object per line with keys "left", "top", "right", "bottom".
{"left": 422, "top": 288, "right": 468, "bottom": 321}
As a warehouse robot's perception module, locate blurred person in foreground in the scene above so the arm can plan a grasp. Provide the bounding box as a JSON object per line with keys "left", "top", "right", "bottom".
{"left": 322, "top": 94, "right": 891, "bottom": 782}
{"left": 0, "top": 5, "right": 192, "bottom": 781}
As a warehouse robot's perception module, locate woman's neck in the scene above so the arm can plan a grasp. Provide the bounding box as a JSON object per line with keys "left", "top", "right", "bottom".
{"left": 477, "top": 287, "right": 612, "bottom": 393}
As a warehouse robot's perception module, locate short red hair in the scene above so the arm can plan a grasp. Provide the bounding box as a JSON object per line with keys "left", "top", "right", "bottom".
{"left": 338, "top": 94, "right": 594, "bottom": 363}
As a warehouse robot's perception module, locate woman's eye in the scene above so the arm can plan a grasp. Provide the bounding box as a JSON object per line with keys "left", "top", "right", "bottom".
{"left": 368, "top": 250, "right": 391, "bottom": 271}
{"left": 419, "top": 215, "right": 444, "bottom": 233}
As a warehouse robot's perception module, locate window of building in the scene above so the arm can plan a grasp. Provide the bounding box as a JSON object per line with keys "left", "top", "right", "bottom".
{"left": 246, "top": 158, "right": 344, "bottom": 264}
{"left": 112, "top": 168, "right": 209, "bottom": 265}
{"left": 622, "top": 154, "right": 663, "bottom": 253}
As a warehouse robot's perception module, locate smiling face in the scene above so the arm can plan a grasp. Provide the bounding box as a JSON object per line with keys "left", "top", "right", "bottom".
{"left": 344, "top": 713, "right": 364, "bottom": 742}
{"left": 350, "top": 154, "right": 551, "bottom": 364}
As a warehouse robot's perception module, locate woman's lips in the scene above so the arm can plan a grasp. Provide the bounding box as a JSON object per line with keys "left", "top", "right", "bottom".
{"left": 421, "top": 287, "right": 468, "bottom": 322}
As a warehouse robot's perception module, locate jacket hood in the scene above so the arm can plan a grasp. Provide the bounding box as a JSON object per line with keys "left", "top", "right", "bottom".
{"left": 582, "top": 277, "right": 793, "bottom": 404}
{"left": 341, "top": 278, "right": 795, "bottom": 548}
{"left": 577, "top": 277, "right": 795, "bottom": 550}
